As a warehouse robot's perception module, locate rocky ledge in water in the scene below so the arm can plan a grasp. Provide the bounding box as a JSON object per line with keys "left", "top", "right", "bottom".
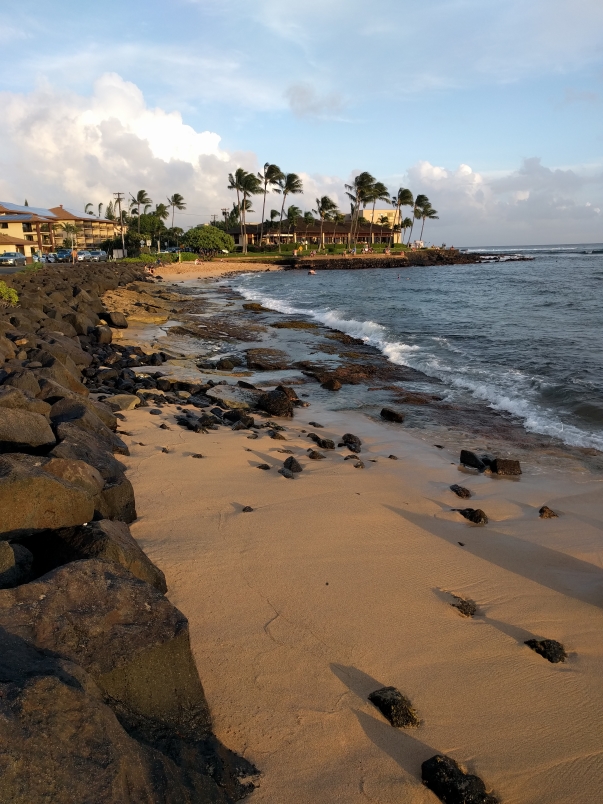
{"left": 0, "top": 263, "right": 259, "bottom": 802}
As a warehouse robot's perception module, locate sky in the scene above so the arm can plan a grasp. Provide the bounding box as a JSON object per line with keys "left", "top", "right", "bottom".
{"left": 1, "top": 0, "right": 602, "bottom": 245}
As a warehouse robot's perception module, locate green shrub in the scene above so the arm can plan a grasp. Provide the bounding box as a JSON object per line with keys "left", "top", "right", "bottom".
{"left": 182, "top": 226, "right": 234, "bottom": 259}
{"left": 0, "top": 281, "right": 19, "bottom": 308}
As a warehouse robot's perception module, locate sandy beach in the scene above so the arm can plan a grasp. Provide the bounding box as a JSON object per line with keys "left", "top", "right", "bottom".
{"left": 113, "top": 286, "right": 603, "bottom": 804}
{"left": 155, "top": 260, "right": 278, "bottom": 281}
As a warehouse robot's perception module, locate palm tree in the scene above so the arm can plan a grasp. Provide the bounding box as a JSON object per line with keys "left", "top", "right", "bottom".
{"left": 269, "top": 209, "right": 280, "bottom": 241}
{"left": 407, "top": 194, "right": 428, "bottom": 245}
{"left": 345, "top": 172, "right": 375, "bottom": 245}
{"left": 419, "top": 203, "right": 439, "bottom": 241}
{"left": 167, "top": 193, "right": 186, "bottom": 229}
{"left": 302, "top": 211, "right": 315, "bottom": 244}
{"left": 285, "top": 205, "right": 303, "bottom": 242}
{"left": 154, "top": 203, "right": 169, "bottom": 222}
{"left": 330, "top": 210, "right": 345, "bottom": 245}
{"left": 228, "top": 168, "right": 245, "bottom": 247}
{"left": 130, "top": 190, "right": 152, "bottom": 234}
{"left": 401, "top": 216, "right": 413, "bottom": 244}
{"left": 85, "top": 203, "right": 94, "bottom": 214}
{"left": 366, "top": 181, "right": 390, "bottom": 243}
{"left": 257, "top": 164, "right": 285, "bottom": 249}
{"left": 57, "top": 223, "right": 83, "bottom": 259}
{"left": 240, "top": 172, "right": 262, "bottom": 252}
{"left": 312, "top": 195, "right": 338, "bottom": 249}
{"left": 390, "top": 188, "right": 413, "bottom": 246}
{"left": 97, "top": 203, "right": 104, "bottom": 218}
{"left": 276, "top": 173, "right": 304, "bottom": 251}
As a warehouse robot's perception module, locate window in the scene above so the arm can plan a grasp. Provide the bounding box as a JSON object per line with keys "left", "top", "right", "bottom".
{"left": 25, "top": 235, "right": 34, "bottom": 241}
{"left": 0, "top": 222, "right": 7, "bottom": 229}
{"left": 22, "top": 223, "right": 33, "bottom": 233}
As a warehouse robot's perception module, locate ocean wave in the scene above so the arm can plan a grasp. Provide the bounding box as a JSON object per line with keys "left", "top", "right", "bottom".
{"left": 233, "top": 281, "right": 603, "bottom": 451}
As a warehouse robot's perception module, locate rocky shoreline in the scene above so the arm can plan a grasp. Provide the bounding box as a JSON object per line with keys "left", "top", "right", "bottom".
{"left": 0, "top": 263, "right": 259, "bottom": 803}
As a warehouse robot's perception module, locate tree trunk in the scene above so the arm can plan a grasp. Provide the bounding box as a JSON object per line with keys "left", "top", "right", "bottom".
{"left": 242, "top": 192, "right": 247, "bottom": 254}
{"left": 278, "top": 194, "right": 287, "bottom": 252}
{"left": 259, "top": 182, "right": 268, "bottom": 249}
{"left": 320, "top": 217, "right": 325, "bottom": 249}
{"left": 368, "top": 200, "right": 376, "bottom": 243}
{"left": 407, "top": 207, "right": 416, "bottom": 245}
{"left": 420, "top": 216, "right": 426, "bottom": 242}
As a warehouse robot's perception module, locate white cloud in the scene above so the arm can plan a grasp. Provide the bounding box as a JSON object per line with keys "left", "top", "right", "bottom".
{"left": 0, "top": 74, "right": 247, "bottom": 223}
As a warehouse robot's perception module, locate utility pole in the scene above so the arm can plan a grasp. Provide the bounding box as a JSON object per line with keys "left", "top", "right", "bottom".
{"left": 113, "top": 192, "right": 126, "bottom": 257}
{"left": 211, "top": 214, "right": 217, "bottom": 225}
{"left": 221, "top": 207, "right": 229, "bottom": 223}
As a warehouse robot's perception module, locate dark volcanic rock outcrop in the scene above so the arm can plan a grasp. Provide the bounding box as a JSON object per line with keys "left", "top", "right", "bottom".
{"left": 421, "top": 754, "right": 499, "bottom": 803}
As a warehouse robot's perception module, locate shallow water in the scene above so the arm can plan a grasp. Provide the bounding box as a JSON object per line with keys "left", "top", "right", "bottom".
{"left": 232, "top": 248, "right": 603, "bottom": 450}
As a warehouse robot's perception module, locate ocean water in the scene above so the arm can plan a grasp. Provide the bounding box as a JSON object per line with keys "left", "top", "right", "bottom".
{"left": 231, "top": 247, "right": 603, "bottom": 450}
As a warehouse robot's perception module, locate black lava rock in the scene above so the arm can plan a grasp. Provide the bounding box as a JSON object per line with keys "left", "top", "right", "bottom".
{"left": 525, "top": 638, "right": 567, "bottom": 663}
{"left": 308, "top": 450, "right": 326, "bottom": 460}
{"left": 257, "top": 464, "right": 271, "bottom": 471}
{"left": 421, "top": 755, "right": 499, "bottom": 804}
{"left": 453, "top": 508, "right": 488, "bottom": 524}
{"left": 278, "top": 468, "right": 294, "bottom": 479}
{"left": 341, "top": 433, "right": 362, "bottom": 453}
{"left": 380, "top": 407, "right": 404, "bottom": 423}
{"left": 284, "top": 456, "right": 302, "bottom": 473}
{"left": 491, "top": 458, "right": 521, "bottom": 476}
{"left": 539, "top": 505, "right": 558, "bottom": 519}
{"left": 450, "top": 484, "right": 472, "bottom": 499}
{"left": 242, "top": 506, "right": 253, "bottom": 512}
{"left": 368, "top": 686, "right": 419, "bottom": 728}
{"left": 460, "top": 450, "right": 486, "bottom": 471}
{"left": 450, "top": 595, "right": 477, "bottom": 617}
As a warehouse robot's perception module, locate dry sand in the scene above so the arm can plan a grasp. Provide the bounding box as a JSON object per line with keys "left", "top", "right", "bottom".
{"left": 154, "top": 260, "right": 277, "bottom": 281}
{"left": 120, "top": 401, "right": 603, "bottom": 804}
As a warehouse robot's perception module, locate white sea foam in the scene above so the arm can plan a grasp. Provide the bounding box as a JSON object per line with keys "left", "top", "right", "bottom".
{"left": 234, "top": 281, "right": 603, "bottom": 451}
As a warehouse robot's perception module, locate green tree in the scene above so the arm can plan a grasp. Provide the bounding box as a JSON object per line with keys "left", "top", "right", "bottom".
{"left": 419, "top": 203, "right": 439, "bottom": 241}
{"left": 257, "top": 164, "right": 285, "bottom": 249}
{"left": 183, "top": 226, "right": 235, "bottom": 259}
{"left": 57, "top": 223, "right": 82, "bottom": 252}
{"left": 302, "top": 211, "right": 315, "bottom": 242}
{"left": 105, "top": 201, "right": 116, "bottom": 221}
{"left": 167, "top": 193, "right": 186, "bottom": 229}
{"left": 345, "top": 172, "right": 375, "bottom": 245}
{"left": 312, "top": 195, "right": 338, "bottom": 249}
{"left": 85, "top": 203, "right": 94, "bottom": 214}
{"left": 129, "top": 190, "right": 152, "bottom": 234}
{"left": 330, "top": 210, "right": 345, "bottom": 245}
{"left": 0, "top": 281, "right": 18, "bottom": 308}
{"left": 285, "top": 205, "right": 303, "bottom": 242}
{"left": 401, "top": 216, "right": 413, "bottom": 244}
{"left": 407, "top": 194, "right": 429, "bottom": 245}
{"left": 389, "top": 188, "right": 413, "bottom": 246}
{"left": 228, "top": 168, "right": 261, "bottom": 254}
{"left": 366, "top": 181, "right": 390, "bottom": 243}
{"left": 276, "top": 173, "right": 303, "bottom": 250}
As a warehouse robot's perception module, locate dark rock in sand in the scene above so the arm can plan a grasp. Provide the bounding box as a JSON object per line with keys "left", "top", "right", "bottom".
{"left": 0, "top": 541, "right": 33, "bottom": 588}
{"left": 388, "top": 454, "right": 398, "bottom": 460}
{"left": 450, "top": 594, "right": 477, "bottom": 617}
{"left": 342, "top": 433, "right": 362, "bottom": 453}
{"left": 539, "top": 505, "right": 558, "bottom": 519}
{"left": 450, "top": 484, "right": 472, "bottom": 499}
{"left": 258, "top": 385, "right": 298, "bottom": 418}
{"left": 238, "top": 380, "right": 257, "bottom": 390}
{"left": 322, "top": 378, "right": 342, "bottom": 391}
{"left": 525, "top": 638, "right": 567, "bottom": 663}
{"left": 380, "top": 407, "right": 404, "bottom": 423}
{"left": 421, "top": 754, "right": 499, "bottom": 804}
{"left": 307, "top": 433, "right": 335, "bottom": 450}
{"left": 257, "top": 464, "right": 271, "bottom": 471}
{"left": 353, "top": 460, "right": 365, "bottom": 469}
{"left": 0, "top": 408, "right": 56, "bottom": 453}
{"left": 491, "top": 457, "right": 522, "bottom": 476}
{"left": 368, "top": 686, "right": 420, "bottom": 728}
{"left": 242, "top": 506, "right": 254, "bottom": 512}
{"left": 308, "top": 421, "right": 324, "bottom": 428}
{"left": 308, "top": 450, "right": 326, "bottom": 460}
{"left": 191, "top": 453, "right": 204, "bottom": 459}
{"left": 0, "top": 455, "right": 95, "bottom": 539}
{"left": 103, "top": 310, "right": 128, "bottom": 328}
{"left": 95, "top": 474, "right": 137, "bottom": 524}
{"left": 278, "top": 467, "right": 295, "bottom": 479}
{"left": 460, "top": 450, "right": 487, "bottom": 471}
{"left": 453, "top": 508, "right": 488, "bottom": 525}
{"left": 149, "top": 408, "right": 162, "bottom": 415}
{"left": 284, "top": 456, "right": 302, "bottom": 473}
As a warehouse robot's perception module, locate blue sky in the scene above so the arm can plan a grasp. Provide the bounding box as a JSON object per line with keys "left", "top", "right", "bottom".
{"left": 1, "top": 0, "right": 602, "bottom": 244}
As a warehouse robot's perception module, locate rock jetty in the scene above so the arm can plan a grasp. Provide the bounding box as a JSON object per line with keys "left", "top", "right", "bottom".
{"left": 0, "top": 263, "right": 258, "bottom": 802}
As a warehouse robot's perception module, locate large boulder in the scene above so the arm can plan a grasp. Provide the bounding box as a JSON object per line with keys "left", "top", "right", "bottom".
{"left": 37, "top": 331, "right": 93, "bottom": 368}
{"left": 51, "top": 400, "right": 128, "bottom": 455}
{"left": 34, "top": 520, "right": 166, "bottom": 593}
{"left": 42, "top": 456, "right": 105, "bottom": 498}
{"left": 0, "top": 386, "right": 51, "bottom": 418}
{"left": 0, "top": 455, "right": 95, "bottom": 539}
{"left": 2, "top": 369, "right": 41, "bottom": 397}
{"left": 49, "top": 431, "right": 126, "bottom": 481}
{"left": 0, "top": 408, "right": 56, "bottom": 453}
{"left": 32, "top": 360, "right": 89, "bottom": 397}
{"left": 0, "top": 560, "right": 211, "bottom": 740}
{"left": 205, "top": 385, "right": 262, "bottom": 410}
{"left": 103, "top": 311, "right": 128, "bottom": 328}
{"left": 50, "top": 395, "right": 118, "bottom": 431}
{"left": 0, "top": 541, "right": 33, "bottom": 588}
{"left": 245, "top": 348, "right": 290, "bottom": 371}
{"left": 95, "top": 473, "right": 137, "bottom": 523}
{"left": 0, "top": 630, "right": 231, "bottom": 804}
